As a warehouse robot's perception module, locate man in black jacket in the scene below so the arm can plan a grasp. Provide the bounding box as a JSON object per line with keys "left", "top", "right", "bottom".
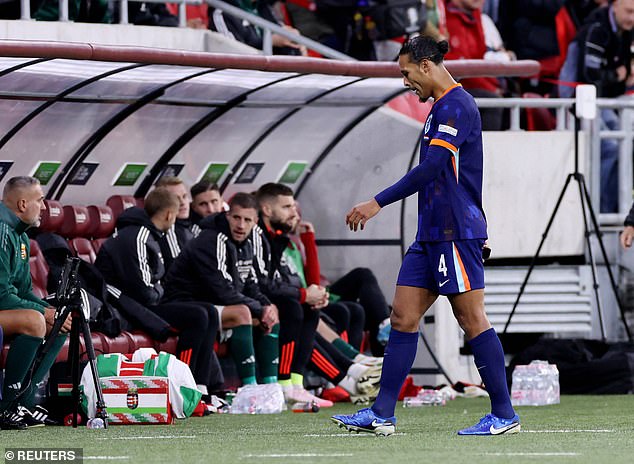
{"left": 559, "top": 0, "right": 634, "bottom": 213}
{"left": 255, "top": 183, "right": 333, "bottom": 407}
{"left": 164, "top": 192, "right": 280, "bottom": 386}
{"left": 155, "top": 176, "right": 196, "bottom": 270}
{"left": 190, "top": 180, "right": 224, "bottom": 231}
{"left": 95, "top": 188, "right": 220, "bottom": 393}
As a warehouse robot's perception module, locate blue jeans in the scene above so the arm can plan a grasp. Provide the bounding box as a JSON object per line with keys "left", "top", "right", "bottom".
{"left": 600, "top": 109, "right": 619, "bottom": 213}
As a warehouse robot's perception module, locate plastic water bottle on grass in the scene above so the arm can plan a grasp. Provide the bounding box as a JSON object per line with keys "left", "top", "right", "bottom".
{"left": 86, "top": 418, "right": 105, "bottom": 429}
{"left": 511, "top": 365, "right": 526, "bottom": 406}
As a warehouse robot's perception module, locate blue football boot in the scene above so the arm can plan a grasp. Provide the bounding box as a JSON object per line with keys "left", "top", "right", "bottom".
{"left": 331, "top": 408, "right": 396, "bottom": 436}
{"left": 457, "top": 413, "right": 521, "bottom": 436}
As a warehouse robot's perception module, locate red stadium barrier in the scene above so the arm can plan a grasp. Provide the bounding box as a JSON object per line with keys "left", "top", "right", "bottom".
{"left": 0, "top": 40, "right": 541, "bottom": 80}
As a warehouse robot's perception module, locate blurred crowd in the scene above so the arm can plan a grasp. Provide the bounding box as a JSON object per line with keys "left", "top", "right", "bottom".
{"left": 0, "top": 1, "right": 631, "bottom": 209}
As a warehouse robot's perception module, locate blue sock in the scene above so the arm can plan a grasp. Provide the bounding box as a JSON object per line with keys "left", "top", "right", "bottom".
{"left": 371, "top": 329, "right": 418, "bottom": 418}
{"left": 469, "top": 328, "right": 515, "bottom": 419}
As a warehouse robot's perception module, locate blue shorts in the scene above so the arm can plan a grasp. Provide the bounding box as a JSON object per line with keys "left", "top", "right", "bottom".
{"left": 397, "top": 239, "right": 485, "bottom": 295}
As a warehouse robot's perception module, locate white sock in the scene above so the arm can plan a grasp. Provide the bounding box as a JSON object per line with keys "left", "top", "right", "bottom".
{"left": 338, "top": 375, "right": 358, "bottom": 395}
{"left": 346, "top": 362, "right": 368, "bottom": 379}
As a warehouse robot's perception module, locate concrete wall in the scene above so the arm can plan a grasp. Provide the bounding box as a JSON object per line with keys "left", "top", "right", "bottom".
{"left": 0, "top": 20, "right": 258, "bottom": 54}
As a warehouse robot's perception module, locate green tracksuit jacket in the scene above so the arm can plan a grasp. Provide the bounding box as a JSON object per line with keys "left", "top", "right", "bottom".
{"left": 0, "top": 203, "right": 47, "bottom": 313}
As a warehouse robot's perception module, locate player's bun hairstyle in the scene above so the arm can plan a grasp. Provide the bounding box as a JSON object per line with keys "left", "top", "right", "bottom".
{"left": 399, "top": 36, "right": 449, "bottom": 65}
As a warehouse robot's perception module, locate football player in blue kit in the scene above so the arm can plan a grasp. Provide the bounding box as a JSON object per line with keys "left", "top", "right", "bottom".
{"left": 331, "top": 35, "right": 520, "bottom": 436}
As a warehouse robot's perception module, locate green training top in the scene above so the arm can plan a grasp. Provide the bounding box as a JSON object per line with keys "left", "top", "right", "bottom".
{"left": 0, "top": 202, "right": 48, "bottom": 313}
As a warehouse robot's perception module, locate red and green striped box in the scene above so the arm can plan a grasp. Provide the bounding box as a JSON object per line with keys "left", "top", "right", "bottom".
{"left": 101, "top": 376, "right": 171, "bottom": 425}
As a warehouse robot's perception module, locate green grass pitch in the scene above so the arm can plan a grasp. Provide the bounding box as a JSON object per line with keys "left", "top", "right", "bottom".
{"left": 2, "top": 396, "right": 633, "bottom": 464}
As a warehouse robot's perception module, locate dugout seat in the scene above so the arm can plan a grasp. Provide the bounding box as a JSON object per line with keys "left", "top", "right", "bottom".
{"left": 38, "top": 199, "right": 65, "bottom": 233}
{"left": 86, "top": 205, "right": 115, "bottom": 239}
{"left": 29, "top": 239, "right": 49, "bottom": 299}
{"left": 106, "top": 195, "right": 138, "bottom": 221}
{"left": 58, "top": 205, "right": 91, "bottom": 239}
{"left": 91, "top": 238, "right": 108, "bottom": 255}
{"left": 69, "top": 237, "right": 97, "bottom": 263}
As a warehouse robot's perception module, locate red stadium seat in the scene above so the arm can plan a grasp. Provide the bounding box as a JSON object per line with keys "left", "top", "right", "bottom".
{"left": 100, "top": 333, "right": 134, "bottom": 355}
{"left": 29, "top": 239, "right": 49, "bottom": 298}
{"left": 58, "top": 205, "right": 91, "bottom": 238}
{"left": 155, "top": 336, "right": 178, "bottom": 355}
{"left": 69, "top": 237, "right": 97, "bottom": 263}
{"left": 38, "top": 199, "right": 64, "bottom": 233}
{"left": 91, "top": 237, "right": 108, "bottom": 255}
{"left": 106, "top": 195, "right": 138, "bottom": 221}
{"left": 86, "top": 205, "right": 115, "bottom": 239}
{"left": 125, "top": 331, "right": 157, "bottom": 352}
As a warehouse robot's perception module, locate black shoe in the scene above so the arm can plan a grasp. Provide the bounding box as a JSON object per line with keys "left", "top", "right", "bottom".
{"left": 0, "top": 411, "right": 27, "bottom": 430}
{"left": 15, "top": 405, "right": 58, "bottom": 427}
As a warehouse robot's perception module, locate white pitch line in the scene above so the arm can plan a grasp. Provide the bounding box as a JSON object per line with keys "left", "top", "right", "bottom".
{"left": 523, "top": 429, "right": 615, "bottom": 433}
{"left": 243, "top": 454, "right": 354, "bottom": 458}
{"left": 96, "top": 435, "right": 196, "bottom": 440}
{"left": 303, "top": 433, "right": 407, "bottom": 437}
{"left": 485, "top": 453, "right": 580, "bottom": 457}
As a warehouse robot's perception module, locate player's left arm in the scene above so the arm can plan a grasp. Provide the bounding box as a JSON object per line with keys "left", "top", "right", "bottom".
{"left": 373, "top": 100, "right": 472, "bottom": 208}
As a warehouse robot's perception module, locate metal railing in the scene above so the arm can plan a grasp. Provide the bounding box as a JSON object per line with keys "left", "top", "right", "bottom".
{"left": 476, "top": 96, "right": 634, "bottom": 225}
{"left": 16, "top": 0, "right": 354, "bottom": 60}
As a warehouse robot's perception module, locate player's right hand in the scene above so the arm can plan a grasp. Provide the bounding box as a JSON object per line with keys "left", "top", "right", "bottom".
{"left": 346, "top": 199, "right": 381, "bottom": 231}
{"left": 305, "top": 284, "right": 327, "bottom": 306}
{"left": 620, "top": 225, "right": 634, "bottom": 249}
{"left": 45, "top": 306, "right": 72, "bottom": 334}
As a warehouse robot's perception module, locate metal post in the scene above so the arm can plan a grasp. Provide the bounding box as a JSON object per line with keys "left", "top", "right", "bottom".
{"left": 619, "top": 108, "right": 633, "bottom": 214}
{"left": 178, "top": 3, "right": 187, "bottom": 28}
{"left": 262, "top": 29, "right": 273, "bottom": 56}
{"left": 59, "top": 0, "right": 69, "bottom": 21}
{"left": 20, "top": 0, "right": 31, "bottom": 20}
{"left": 556, "top": 105, "right": 567, "bottom": 130}
{"left": 509, "top": 104, "right": 520, "bottom": 130}
{"left": 120, "top": 0, "right": 129, "bottom": 25}
{"left": 590, "top": 115, "right": 602, "bottom": 211}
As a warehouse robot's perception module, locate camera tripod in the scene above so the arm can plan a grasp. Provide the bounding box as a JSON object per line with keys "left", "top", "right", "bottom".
{"left": 10, "top": 258, "right": 109, "bottom": 427}
{"left": 503, "top": 114, "right": 632, "bottom": 342}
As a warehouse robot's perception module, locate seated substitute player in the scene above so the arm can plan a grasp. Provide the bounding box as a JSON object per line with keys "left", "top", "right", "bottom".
{"left": 155, "top": 176, "right": 196, "bottom": 269}
{"left": 189, "top": 180, "right": 224, "bottom": 230}
{"left": 163, "top": 192, "right": 280, "bottom": 386}
{"left": 0, "top": 176, "right": 70, "bottom": 429}
{"left": 254, "top": 183, "right": 333, "bottom": 407}
{"left": 331, "top": 36, "right": 520, "bottom": 436}
{"left": 95, "top": 188, "right": 220, "bottom": 393}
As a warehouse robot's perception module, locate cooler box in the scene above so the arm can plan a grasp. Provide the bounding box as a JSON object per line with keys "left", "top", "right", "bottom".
{"left": 101, "top": 376, "right": 171, "bottom": 424}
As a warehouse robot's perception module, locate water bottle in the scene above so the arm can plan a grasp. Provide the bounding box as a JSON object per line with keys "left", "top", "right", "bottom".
{"left": 403, "top": 397, "right": 425, "bottom": 408}
{"left": 377, "top": 318, "right": 391, "bottom": 345}
{"left": 511, "top": 365, "right": 527, "bottom": 406}
{"left": 546, "top": 364, "right": 560, "bottom": 404}
{"left": 86, "top": 418, "right": 105, "bottom": 429}
{"left": 525, "top": 363, "right": 538, "bottom": 406}
{"left": 532, "top": 361, "right": 548, "bottom": 406}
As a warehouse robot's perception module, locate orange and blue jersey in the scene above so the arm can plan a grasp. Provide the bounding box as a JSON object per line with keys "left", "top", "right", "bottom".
{"left": 375, "top": 84, "right": 487, "bottom": 242}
